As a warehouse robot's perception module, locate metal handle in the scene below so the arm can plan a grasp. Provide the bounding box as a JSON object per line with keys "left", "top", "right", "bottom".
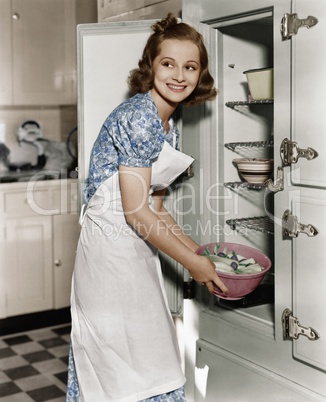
{"left": 12, "top": 13, "right": 20, "bottom": 20}
{"left": 282, "top": 209, "right": 319, "bottom": 238}
{"left": 280, "top": 138, "right": 318, "bottom": 165}
{"left": 281, "top": 13, "right": 318, "bottom": 40}
{"left": 265, "top": 167, "right": 284, "bottom": 193}
{"left": 282, "top": 308, "right": 320, "bottom": 341}
{"left": 54, "top": 259, "right": 62, "bottom": 267}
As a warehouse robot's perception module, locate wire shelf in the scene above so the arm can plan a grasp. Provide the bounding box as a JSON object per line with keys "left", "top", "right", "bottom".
{"left": 224, "top": 181, "right": 266, "bottom": 191}
{"left": 224, "top": 140, "right": 274, "bottom": 151}
{"left": 225, "top": 100, "right": 274, "bottom": 109}
{"left": 226, "top": 216, "right": 274, "bottom": 235}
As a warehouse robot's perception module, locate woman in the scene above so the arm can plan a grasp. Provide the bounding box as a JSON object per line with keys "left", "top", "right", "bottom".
{"left": 67, "top": 13, "right": 227, "bottom": 402}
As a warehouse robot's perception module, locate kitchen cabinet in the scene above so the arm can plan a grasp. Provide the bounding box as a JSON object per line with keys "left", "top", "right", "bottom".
{"left": 53, "top": 214, "right": 80, "bottom": 309}
{"left": 0, "top": 179, "right": 79, "bottom": 318}
{"left": 4, "top": 215, "right": 53, "bottom": 317}
{"left": 97, "top": 0, "right": 182, "bottom": 22}
{"left": 182, "top": 0, "right": 326, "bottom": 400}
{"left": 0, "top": 0, "right": 76, "bottom": 106}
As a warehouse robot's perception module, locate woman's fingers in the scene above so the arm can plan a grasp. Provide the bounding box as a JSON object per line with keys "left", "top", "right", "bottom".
{"left": 202, "top": 274, "right": 228, "bottom": 295}
{"left": 205, "top": 281, "right": 215, "bottom": 294}
{"left": 212, "top": 272, "right": 228, "bottom": 294}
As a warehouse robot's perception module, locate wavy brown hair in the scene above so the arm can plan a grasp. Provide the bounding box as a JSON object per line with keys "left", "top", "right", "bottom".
{"left": 128, "top": 13, "right": 217, "bottom": 106}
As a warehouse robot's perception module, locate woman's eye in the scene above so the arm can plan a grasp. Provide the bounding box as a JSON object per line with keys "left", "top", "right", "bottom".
{"left": 186, "top": 65, "right": 196, "bottom": 71}
{"left": 162, "top": 62, "right": 173, "bottom": 68}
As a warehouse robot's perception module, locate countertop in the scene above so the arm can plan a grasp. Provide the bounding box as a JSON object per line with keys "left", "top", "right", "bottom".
{"left": 0, "top": 169, "right": 75, "bottom": 183}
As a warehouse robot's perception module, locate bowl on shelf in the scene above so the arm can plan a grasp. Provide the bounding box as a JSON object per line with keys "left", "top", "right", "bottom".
{"left": 233, "top": 158, "right": 273, "bottom": 184}
{"left": 243, "top": 68, "right": 274, "bottom": 100}
{"left": 196, "top": 242, "right": 272, "bottom": 300}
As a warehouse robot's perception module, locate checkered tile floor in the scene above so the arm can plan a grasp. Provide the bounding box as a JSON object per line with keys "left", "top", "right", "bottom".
{"left": 0, "top": 324, "right": 70, "bottom": 402}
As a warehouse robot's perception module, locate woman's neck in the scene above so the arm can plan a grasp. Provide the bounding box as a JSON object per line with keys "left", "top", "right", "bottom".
{"left": 149, "top": 89, "right": 177, "bottom": 132}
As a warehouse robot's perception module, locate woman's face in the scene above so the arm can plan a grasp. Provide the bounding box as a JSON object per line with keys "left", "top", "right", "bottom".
{"left": 151, "top": 39, "right": 201, "bottom": 109}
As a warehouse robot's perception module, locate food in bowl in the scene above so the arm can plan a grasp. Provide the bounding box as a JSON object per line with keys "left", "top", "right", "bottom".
{"left": 196, "top": 242, "right": 272, "bottom": 300}
{"left": 201, "top": 244, "right": 264, "bottom": 274}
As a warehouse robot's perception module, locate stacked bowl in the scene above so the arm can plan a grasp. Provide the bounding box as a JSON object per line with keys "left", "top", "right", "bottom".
{"left": 233, "top": 158, "right": 273, "bottom": 184}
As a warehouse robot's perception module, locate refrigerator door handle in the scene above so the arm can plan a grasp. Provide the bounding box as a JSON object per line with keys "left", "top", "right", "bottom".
{"left": 280, "top": 138, "right": 318, "bottom": 165}
{"left": 282, "top": 209, "right": 319, "bottom": 238}
{"left": 282, "top": 308, "right": 320, "bottom": 341}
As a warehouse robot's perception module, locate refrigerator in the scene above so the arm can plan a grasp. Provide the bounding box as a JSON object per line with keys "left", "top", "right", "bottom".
{"left": 77, "top": 0, "right": 326, "bottom": 400}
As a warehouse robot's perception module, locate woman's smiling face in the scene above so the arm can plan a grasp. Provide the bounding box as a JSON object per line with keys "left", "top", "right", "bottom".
{"left": 151, "top": 39, "right": 201, "bottom": 109}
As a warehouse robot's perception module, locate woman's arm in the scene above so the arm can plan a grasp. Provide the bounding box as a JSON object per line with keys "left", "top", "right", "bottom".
{"left": 151, "top": 188, "right": 199, "bottom": 252}
{"left": 119, "top": 165, "right": 228, "bottom": 294}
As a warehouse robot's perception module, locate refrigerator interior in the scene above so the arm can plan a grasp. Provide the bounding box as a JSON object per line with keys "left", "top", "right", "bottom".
{"left": 206, "top": 15, "right": 275, "bottom": 323}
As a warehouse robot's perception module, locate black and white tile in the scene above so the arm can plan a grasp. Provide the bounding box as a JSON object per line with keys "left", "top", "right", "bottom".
{"left": 0, "top": 324, "right": 70, "bottom": 402}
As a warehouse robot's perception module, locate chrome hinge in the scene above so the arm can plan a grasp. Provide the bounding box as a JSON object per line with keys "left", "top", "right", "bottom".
{"left": 282, "top": 308, "right": 320, "bottom": 341}
{"left": 265, "top": 166, "right": 284, "bottom": 193}
{"left": 280, "top": 138, "right": 318, "bottom": 165}
{"left": 183, "top": 278, "right": 196, "bottom": 299}
{"left": 282, "top": 209, "right": 319, "bottom": 238}
{"left": 281, "top": 13, "right": 318, "bottom": 40}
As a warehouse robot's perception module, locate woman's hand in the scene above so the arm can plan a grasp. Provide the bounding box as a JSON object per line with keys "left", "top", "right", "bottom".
{"left": 188, "top": 255, "right": 228, "bottom": 295}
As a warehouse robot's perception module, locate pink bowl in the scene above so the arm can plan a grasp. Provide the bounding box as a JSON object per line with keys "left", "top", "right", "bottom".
{"left": 196, "top": 242, "right": 272, "bottom": 300}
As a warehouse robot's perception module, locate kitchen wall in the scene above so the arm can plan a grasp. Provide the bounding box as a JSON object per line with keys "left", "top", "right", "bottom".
{"left": 0, "top": 0, "right": 97, "bottom": 155}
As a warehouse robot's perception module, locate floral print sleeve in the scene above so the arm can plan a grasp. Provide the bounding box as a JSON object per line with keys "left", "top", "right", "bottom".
{"left": 113, "top": 103, "right": 165, "bottom": 168}
{"left": 83, "top": 92, "right": 179, "bottom": 203}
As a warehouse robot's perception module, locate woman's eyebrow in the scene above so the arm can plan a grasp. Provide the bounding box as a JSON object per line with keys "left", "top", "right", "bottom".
{"left": 160, "top": 56, "right": 199, "bottom": 65}
{"left": 160, "top": 56, "right": 175, "bottom": 61}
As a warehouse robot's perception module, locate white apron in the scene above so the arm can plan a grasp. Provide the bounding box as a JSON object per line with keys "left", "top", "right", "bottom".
{"left": 70, "top": 140, "right": 194, "bottom": 402}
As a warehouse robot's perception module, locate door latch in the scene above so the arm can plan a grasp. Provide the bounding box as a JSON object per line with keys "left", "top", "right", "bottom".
{"left": 281, "top": 13, "right": 318, "bottom": 40}
{"left": 282, "top": 308, "right": 320, "bottom": 341}
{"left": 280, "top": 138, "right": 318, "bottom": 165}
{"left": 282, "top": 209, "right": 319, "bottom": 238}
